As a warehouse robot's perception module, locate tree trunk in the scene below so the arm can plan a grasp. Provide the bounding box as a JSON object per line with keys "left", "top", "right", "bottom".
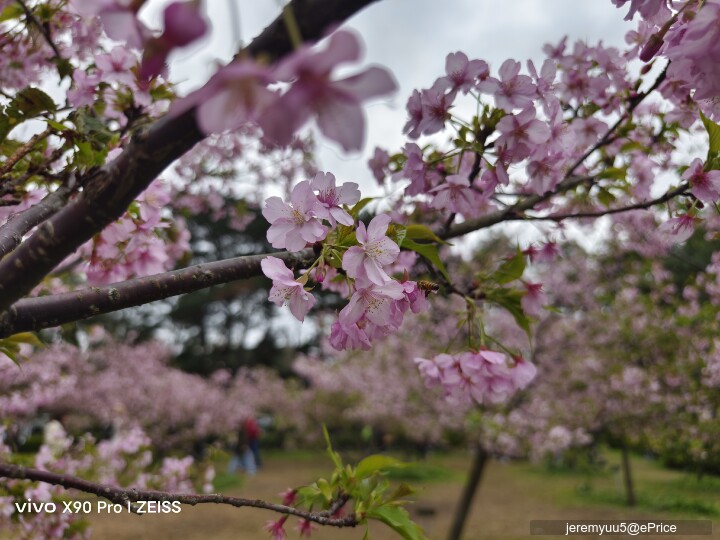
{"left": 621, "top": 443, "right": 636, "bottom": 506}
{"left": 447, "top": 446, "right": 488, "bottom": 540}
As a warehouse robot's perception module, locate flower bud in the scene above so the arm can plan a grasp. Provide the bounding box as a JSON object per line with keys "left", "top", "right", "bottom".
{"left": 640, "top": 34, "right": 664, "bottom": 62}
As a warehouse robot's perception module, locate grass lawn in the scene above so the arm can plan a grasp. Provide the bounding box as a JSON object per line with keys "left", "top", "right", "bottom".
{"left": 86, "top": 448, "right": 719, "bottom": 540}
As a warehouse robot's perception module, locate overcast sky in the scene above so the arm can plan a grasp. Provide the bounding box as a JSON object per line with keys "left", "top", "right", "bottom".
{"left": 145, "top": 1, "right": 635, "bottom": 195}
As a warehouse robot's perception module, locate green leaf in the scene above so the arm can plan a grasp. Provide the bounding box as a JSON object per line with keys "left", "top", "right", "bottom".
{"left": 3, "top": 332, "right": 43, "bottom": 348}
{"left": 8, "top": 88, "right": 57, "bottom": 119}
{"left": 350, "top": 198, "right": 374, "bottom": 219}
{"left": 0, "top": 333, "right": 43, "bottom": 366}
{"left": 402, "top": 239, "right": 450, "bottom": 282}
{"left": 596, "top": 187, "right": 617, "bottom": 208}
{"left": 404, "top": 224, "right": 448, "bottom": 245}
{"left": 0, "top": 114, "right": 10, "bottom": 144}
{"left": 46, "top": 119, "right": 66, "bottom": 132}
{"left": 316, "top": 478, "right": 333, "bottom": 503}
{"left": 487, "top": 288, "right": 531, "bottom": 337}
{"left": 701, "top": 111, "right": 720, "bottom": 159}
{"left": 387, "top": 483, "right": 416, "bottom": 502}
{"left": 492, "top": 248, "right": 526, "bottom": 285}
{"left": 0, "top": 3, "right": 23, "bottom": 22}
{"left": 389, "top": 225, "right": 407, "bottom": 248}
{"left": 323, "top": 425, "right": 343, "bottom": 470}
{"left": 597, "top": 167, "right": 627, "bottom": 181}
{"left": 367, "top": 506, "right": 427, "bottom": 540}
{"left": 356, "top": 455, "right": 406, "bottom": 480}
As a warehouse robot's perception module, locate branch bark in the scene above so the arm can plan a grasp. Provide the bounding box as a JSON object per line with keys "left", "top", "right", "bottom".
{"left": 0, "top": 461, "right": 357, "bottom": 527}
{"left": 0, "top": 249, "right": 313, "bottom": 338}
{"left": 0, "top": 0, "right": 381, "bottom": 314}
{"left": 0, "top": 185, "right": 74, "bottom": 259}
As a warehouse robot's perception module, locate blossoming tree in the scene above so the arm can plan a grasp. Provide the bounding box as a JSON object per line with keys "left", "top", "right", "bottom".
{"left": 2, "top": 0, "right": 720, "bottom": 537}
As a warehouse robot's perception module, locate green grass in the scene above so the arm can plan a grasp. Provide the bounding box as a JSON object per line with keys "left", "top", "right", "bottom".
{"left": 385, "top": 461, "right": 462, "bottom": 483}
{"left": 212, "top": 470, "right": 245, "bottom": 492}
{"left": 508, "top": 448, "right": 720, "bottom": 518}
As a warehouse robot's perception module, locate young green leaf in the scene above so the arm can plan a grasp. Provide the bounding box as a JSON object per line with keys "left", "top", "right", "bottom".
{"left": 367, "top": 506, "right": 428, "bottom": 540}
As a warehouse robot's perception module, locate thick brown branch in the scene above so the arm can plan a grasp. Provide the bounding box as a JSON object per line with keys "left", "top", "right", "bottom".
{"left": 0, "top": 462, "right": 358, "bottom": 527}
{"left": 0, "top": 249, "right": 313, "bottom": 338}
{"left": 0, "top": 185, "right": 73, "bottom": 259}
{"left": 0, "top": 0, "right": 381, "bottom": 314}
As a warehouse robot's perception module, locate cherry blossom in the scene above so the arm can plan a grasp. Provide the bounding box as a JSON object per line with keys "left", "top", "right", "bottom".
{"left": 261, "top": 256, "right": 316, "bottom": 322}
{"left": 262, "top": 181, "right": 327, "bottom": 252}
{"left": 140, "top": 1, "right": 209, "bottom": 79}
{"left": 174, "top": 61, "right": 276, "bottom": 134}
{"left": 342, "top": 214, "right": 400, "bottom": 286}
{"left": 259, "top": 31, "right": 397, "bottom": 151}
{"left": 521, "top": 282, "right": 548, "bottom": 318}
{"left": 683, "top": 158, "right": 720, "bottom": 203}
{"left": 435, "top": 51, "right": 489, "bottom": 96}
{"left": 478, "top": 59, "right": 536, "bottom": 112}
{"left": 339, "top": 280, "right": 405, "bottom": 327}
{"left": 310, "top": 172, "right": 360, "bottom": 227}
{"left": 658, "top": 213, "right": 697, "bottom": 243}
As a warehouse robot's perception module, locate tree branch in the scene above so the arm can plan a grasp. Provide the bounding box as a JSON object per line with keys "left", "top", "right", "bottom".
{"left": 0, "top": 461, "right": 358, "bottom": 527}
{"left": 0, "top": 185, "right": 74, "bottom": 259}
{"left": 0, "top": 0, "right": 381, "bottom": 314}
{"left": 522, "top": 183, "right": 689, "bottom": 222}
{"left": 0, "top": 249, "right": 314, "bottom": 338}
{"left": 16, "top": 0, "right": 63, "bottom": 61}
{"left": 0, "top": 181, "right": 689, "bottom": 338}
{"left": 0, "top": 127, "right": 54, "bottom": 178}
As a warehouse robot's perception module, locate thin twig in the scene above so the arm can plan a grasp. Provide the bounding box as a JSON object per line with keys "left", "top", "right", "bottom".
{"left": 0, "top": 462, "right": 358, "bottom": 527}
{"left": 15, "top": 0, "right": 63, "bottom": 60}
{"left": 0, "top": 127, "right": 54, "bottom": 178}
{"left": 522, "top": 183, "right": 689, "bottom": 222}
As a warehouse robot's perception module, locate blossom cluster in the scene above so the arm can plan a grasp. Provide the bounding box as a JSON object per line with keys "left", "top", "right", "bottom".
{"left": 261, "top": 173, "right": 430, "bottom": 349}
{"left": 71, "top": 0, "right": 208, "bottom": 80}
{"left": 414, "top": 350, "right": 537, "bottom": 406}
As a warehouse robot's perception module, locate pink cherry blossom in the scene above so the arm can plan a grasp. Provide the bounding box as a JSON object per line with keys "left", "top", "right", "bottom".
{"left": 495, "top": 106, "right": 551, "bottom": 162}
{"left": 259, "top": 30, "right": 397, "bottom": 151}
{"left": 435, "top": 51, "right": 489, "bottom": 96}
{"left": 262, "top": 181, "right": 327, "bottom": 252}
{"left": 339, "top": 280, "right": 405, "bottom": 327}
{"left": 329, "top": 320, "right": 371, "bottom": 351}
{"left": 403, "top": 90, "right": 424, "bottom": 139}
{"left": 67, "top": 70, "right": 101, "bottom": 108}
{"left": 310, "top": 172, "right": 360, "bottom": 227}
{"left": 173, "top": 60, "right": 276, "bottom": 134}
{"left": 430, "top": 172, "right": 484, "bottom": 218}
{"left": 265, "top": 516, "right": 288, "bottom": 540}
{"left": 297, "top": 519, "right": 316, "bottom": 537}
{"left": 368, "top": 147, "right": 390, "bottom": 184}
{"left": 477, "top": 59, "right": 536, "bottom": 112}
{"left": 658, "top": 213, "right": 697, "bottom": 244}
{"left": 261, "top": 256, "right": 316, "bottom": 322}
{"left": 521, "top": 282, "right": 547, "bottom": 317}
{"left": 612, "top": 0, "right": 670, "bottom": 22}
{"left": 140, "top": 1, "right": 208, "bottom": 80}
{"left": 417, "top": 85, "right": 455, "bottom": 136}
{"left": 71, "top": 0, "right": 150, "bottom": 49}
{"left": 414, "top": 350, "right": 536, "bottom": 405}
{"left": 683, "top": 158, "right": 720, "bottom": 203}
{"left": 342, "top": 214, "right": 399, "bottom": 286}
{"left": 94, "top": 46, "right": 137, "bottom": 86}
